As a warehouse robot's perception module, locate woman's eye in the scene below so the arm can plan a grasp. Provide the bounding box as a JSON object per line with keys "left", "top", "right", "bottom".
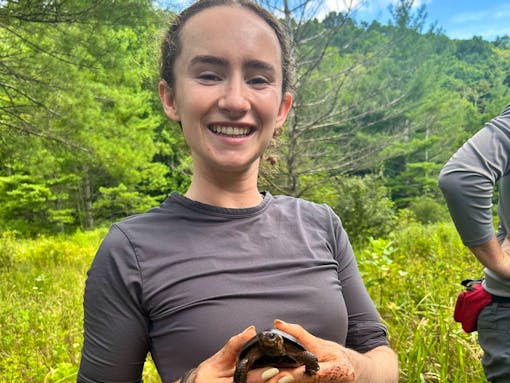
{"left": 198, "top": 73, "right": 221, "bottom": 82}
{"left": 248, "top": 77, "right": 270, "bottom": 86}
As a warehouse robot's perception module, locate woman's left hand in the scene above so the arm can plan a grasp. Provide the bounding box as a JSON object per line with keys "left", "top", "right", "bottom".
{"left": 257, "top": 320, "right": 356, "bottom": 383}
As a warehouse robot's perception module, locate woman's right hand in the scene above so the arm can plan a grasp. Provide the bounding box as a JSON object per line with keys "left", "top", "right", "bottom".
{"left": 183, "top": 326, "right": 257, "bottom": 383}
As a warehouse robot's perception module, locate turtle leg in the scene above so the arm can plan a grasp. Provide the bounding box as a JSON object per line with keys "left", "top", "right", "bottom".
{"left": 234, "top": 358, "right": 250, "bottom": 383}
{"left": 234, "top": 350, "right": 264, "bottom": 383}
{"left": 296, "top": 351, "right": 320, "bottom": 375}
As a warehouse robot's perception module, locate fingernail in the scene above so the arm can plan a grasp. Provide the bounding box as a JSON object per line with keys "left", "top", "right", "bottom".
{"left": 242, "top": 325, "right": 256, "bottom": 334}
{"left": 262, "top": 368, "right": 279, "bottom": 381}
{"left": 274, "top": 319, "right": 287, "bottom": 326}
{"left": 278, "top": 376, "right": 295, "bottom": 383}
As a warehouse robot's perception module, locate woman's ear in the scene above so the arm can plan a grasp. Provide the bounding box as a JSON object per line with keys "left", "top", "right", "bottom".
{"left": 159, "top": 80, "right": 180, "bottom": 121}
{"left": 275, "top": 92, "right": 293, "bottom": 129}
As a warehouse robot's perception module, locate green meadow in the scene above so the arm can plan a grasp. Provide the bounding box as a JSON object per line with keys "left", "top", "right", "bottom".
{"left": 0, "top": 221, "right": 485, "bottom": 382}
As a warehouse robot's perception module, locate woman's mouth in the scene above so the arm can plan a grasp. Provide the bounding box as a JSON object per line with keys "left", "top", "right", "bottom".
{"left": 209, "top": 125, "right": 253, "bottom": 138}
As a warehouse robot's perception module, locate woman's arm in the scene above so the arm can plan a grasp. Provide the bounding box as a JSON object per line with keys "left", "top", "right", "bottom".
{"left": 438, "top": 105, "right": 510, "bottom": 248}
{"left": 78, "top": 225, "right": 149, "bottom": 383}
{"left": 469, "top": 235, "right": 510, "bottom": 279}
{"left": 343, "top": 345, "right": 399, "bottom": 383}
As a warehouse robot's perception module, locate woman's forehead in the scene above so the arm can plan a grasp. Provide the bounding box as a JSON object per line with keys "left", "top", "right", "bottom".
{"left": 177, "top": 6, "right": 282, "bottom": 67}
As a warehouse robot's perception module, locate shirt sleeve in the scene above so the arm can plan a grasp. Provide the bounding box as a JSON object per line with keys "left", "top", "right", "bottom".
{"left": 77, "top": 224, "right": 149, "bottom": 383}
{"left": 332, "top": 210, "right": 389, "bottom": 353}
{"left": 438, "top": 104, "right": 510, "bottom": 247}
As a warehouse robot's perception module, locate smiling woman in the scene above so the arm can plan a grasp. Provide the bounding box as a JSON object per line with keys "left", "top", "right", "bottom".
{"left": 77, "top": 1, "right": 398, "bottom": 383}
{"left": 158, "top": 5, "right": 292, "bottom": 203}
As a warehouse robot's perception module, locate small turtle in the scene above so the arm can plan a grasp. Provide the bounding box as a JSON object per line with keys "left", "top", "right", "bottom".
{"left": 234, "top": 328, "right": 320, "bottom": 383}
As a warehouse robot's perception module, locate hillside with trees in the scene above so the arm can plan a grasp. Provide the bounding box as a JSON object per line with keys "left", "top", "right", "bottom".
{"left": 1, "top": 0, "right": 509, "bottom": 238}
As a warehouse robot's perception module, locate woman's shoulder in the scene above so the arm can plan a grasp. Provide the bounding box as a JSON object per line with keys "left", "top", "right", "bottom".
{"left": 270, "top": 194, "right": 339, "bottom": 223}
{"left": 106, "top": 193, "right": 186, "bottom": 240}
{"left": 272, "top": 193, "right": 332, "bottom": 210}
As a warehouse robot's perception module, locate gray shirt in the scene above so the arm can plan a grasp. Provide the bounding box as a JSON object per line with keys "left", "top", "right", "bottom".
{"left": 78, "top": 192, "right": 388, "bottom": 383}
{"left": 438, "top": 104, "right": 510, "bottom": 296}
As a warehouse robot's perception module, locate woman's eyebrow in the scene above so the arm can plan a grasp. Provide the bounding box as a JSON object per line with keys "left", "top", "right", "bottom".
{"left": 189, "top": 55, "right": 275, "bottom": 74}
{"left": 244, "top": 59, "right": 276, "bottom": 74}
{"left": 189, "top": 55, "right": 228, "bottom": 67}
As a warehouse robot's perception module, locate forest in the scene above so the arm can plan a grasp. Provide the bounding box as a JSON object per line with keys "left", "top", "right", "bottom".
{"left": 1, "top": 0, "right": 509, "bottom": 382}
{"left": 1, "top": 0, "right": 509, "bottom": 237}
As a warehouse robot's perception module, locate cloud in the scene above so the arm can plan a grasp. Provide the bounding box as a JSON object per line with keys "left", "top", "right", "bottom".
{"left": 332, "top": 0, "right": 430, "bottom": 15}
{"left": 314, "top": 0, "right": 363, "bottom": 19}
{"left": 329, "top": 0, "right": 429, "bottom": 23}
{"left": 450, "top": 3, "right": 510, "bottom": 24}
{"left": 444, "top": 3, "right": 510, "bottom": 39}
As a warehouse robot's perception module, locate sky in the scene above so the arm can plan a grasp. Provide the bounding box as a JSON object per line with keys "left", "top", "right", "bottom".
{"left": 327, "top": 0, "right": 510, "bottom": 41}
{"left": 168, "top": 0, "right": 510, "bottom": 41}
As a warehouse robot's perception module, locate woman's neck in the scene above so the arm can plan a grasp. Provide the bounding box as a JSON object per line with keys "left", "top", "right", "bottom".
{"left": 185, "top": 169, "right": 263, "bottom": 208}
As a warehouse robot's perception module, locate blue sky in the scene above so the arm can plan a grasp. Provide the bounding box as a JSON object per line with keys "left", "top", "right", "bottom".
{"left": 344, "top": 0, "right": 510, "bottom": 41}
{"left": 167, "top": 0, "right": 510, "bottom": 41}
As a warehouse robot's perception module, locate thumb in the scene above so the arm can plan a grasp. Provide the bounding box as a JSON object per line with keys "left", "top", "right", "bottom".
{"left": 273, "top": 320, "right": 317, "bottom": 347}
{"left": 213, "top": 326, "right": 257, "bottom": 365}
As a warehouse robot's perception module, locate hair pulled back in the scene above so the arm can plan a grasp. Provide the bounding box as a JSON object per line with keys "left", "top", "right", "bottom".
{"left": 160, "top": 0, "right": 294, "bottom": 95}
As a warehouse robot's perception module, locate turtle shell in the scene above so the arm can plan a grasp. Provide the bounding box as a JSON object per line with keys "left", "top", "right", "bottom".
{"left": 234, "top": 328, "right": 319, "bottom": 383}
{"left": 238, "top": 328, "right": 307, "bottom": 368}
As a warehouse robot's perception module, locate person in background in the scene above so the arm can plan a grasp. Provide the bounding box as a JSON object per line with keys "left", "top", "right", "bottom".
{"left": 439, "top": 103, "right": 510, "bottom": 383}
{"left": 77, "top": 1, "right": 398, "bottom": 382}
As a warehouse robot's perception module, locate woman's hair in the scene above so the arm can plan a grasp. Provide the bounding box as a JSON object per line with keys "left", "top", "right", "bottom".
{"left": 160, "top": 0, "right": 294, "bottom": 95}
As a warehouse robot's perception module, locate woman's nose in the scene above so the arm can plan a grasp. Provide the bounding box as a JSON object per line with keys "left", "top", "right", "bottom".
{"left": 218, "top": 78, "right": 250, "bottom": 116}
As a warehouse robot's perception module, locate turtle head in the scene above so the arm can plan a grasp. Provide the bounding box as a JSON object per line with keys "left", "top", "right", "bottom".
{"left": 257, "top": 330, "right": 284, "bottom": 356}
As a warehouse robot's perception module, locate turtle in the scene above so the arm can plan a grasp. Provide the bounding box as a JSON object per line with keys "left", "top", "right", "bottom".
{"left": 234, "top": 328, "right": 320, "bottom": 383}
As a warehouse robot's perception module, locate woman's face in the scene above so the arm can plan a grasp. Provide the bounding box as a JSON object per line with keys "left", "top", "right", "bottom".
{"left": 160, "top": 5, "right": 292, "bottom": 177}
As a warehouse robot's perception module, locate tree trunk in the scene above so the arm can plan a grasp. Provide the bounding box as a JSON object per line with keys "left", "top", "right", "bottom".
{"left": 83, "top": 172, "right": 94, "bottom": 229}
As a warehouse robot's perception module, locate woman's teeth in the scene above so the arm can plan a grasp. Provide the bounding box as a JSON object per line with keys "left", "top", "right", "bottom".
{"left": 210, "top": 125, "right": 251, "bottom": 137}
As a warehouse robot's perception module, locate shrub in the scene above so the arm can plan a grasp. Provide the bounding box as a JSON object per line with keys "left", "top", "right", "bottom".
{"left": 332, "top": 175, "right": 397, "bottom": 245}
{"left": 407, "top": 196, "right": 449, "bottom": 224}
{"left": 0, "top": 231, "right": 18, "bottom": 269}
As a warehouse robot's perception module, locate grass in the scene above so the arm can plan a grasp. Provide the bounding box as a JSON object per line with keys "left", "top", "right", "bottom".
{"left": 0, "top": 221, "right": 487, "bottom": 382}
{"left": 356, "top": 222, "right": 486, "bottom": 382}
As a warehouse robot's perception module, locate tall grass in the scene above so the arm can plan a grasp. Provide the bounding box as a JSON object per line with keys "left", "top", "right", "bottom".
{"left": 356, "top": 221, "right": 486, "bottom": 382}
{"left": 0, "top": 229, "right": 160, "bottom": 383}
{"left": 0, "top": 222, "right": 486, "bottom": 382}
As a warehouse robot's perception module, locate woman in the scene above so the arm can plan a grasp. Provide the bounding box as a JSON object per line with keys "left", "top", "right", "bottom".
{"left": 439, "top": 103, "right": 510, "bottom": 382}
{"left": 77, "top": 1, "right": 398, "bottom": 382}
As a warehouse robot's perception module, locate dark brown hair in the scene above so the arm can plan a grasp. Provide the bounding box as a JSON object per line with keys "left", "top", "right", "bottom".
{"left": 160, "top": 0, "right": 294, "bottom": 95}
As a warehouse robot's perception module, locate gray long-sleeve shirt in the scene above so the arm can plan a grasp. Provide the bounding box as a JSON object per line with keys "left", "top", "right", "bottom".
{"left": 78, "top": 192, "right": 388, "bottom": 383}
{"left": 438, "top": 104, "right": 510, "bottom": 296}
